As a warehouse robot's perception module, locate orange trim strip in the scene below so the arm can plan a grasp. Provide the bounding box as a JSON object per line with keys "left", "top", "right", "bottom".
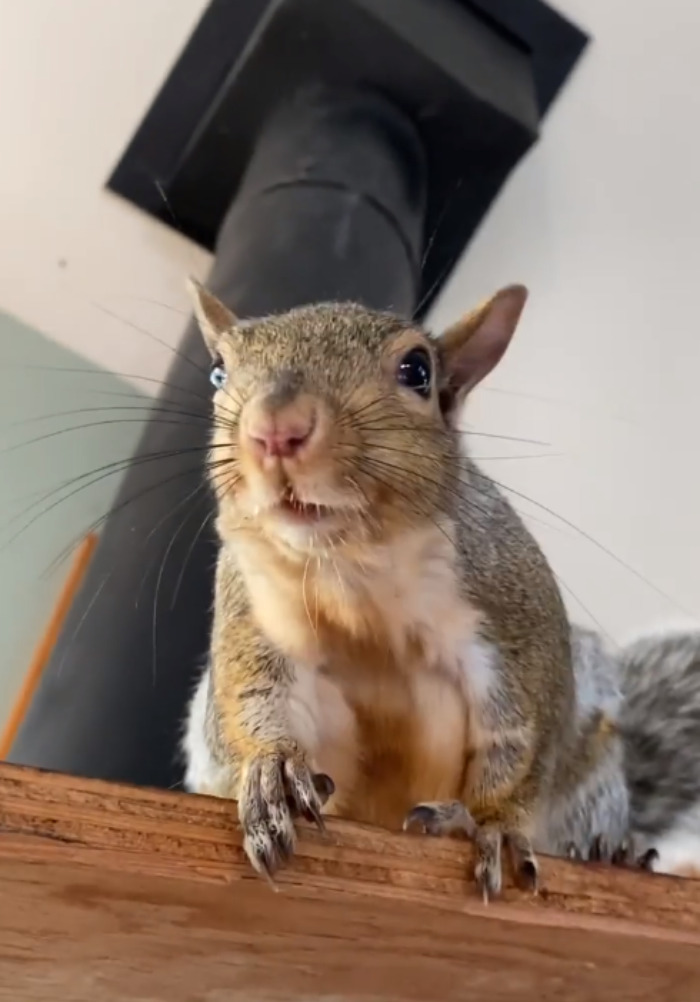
{"left": 0, "top": 533, "right": 98, "bottom": 758}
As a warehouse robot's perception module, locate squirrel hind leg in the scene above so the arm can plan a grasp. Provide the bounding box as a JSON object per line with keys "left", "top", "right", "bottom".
{"left": 565, "top": 834, "right": 658, "bottom": 871}
{"left": 609, "top": 837, "right": 658, "bottom": 871}
{"left": 565, "top": 833, "right": 625, "bottom": 862}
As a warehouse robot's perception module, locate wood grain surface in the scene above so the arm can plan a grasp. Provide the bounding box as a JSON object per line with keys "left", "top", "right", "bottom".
{"left": 1, "top": 762, "right": 699, "bottom": 1001}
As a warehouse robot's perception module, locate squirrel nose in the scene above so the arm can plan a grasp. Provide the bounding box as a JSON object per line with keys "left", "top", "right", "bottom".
{"left": 243, "top": 403, "right": 317, "bottom": 459}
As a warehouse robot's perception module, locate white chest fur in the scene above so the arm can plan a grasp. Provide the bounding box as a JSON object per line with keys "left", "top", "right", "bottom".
{"left": 184, "top": 525, "right": 499, "bottom": 825}
{"left": 279, "top": 527, "right": 498, "bottom": 825}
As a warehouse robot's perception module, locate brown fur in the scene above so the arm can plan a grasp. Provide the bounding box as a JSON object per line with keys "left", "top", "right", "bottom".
{"left": 186, "top": 281, "right": 575, "bottom": 894}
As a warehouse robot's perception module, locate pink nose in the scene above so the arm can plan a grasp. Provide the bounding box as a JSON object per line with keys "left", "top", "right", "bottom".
{"left": 245, "top": 409, "right": 315, "bottom": 459}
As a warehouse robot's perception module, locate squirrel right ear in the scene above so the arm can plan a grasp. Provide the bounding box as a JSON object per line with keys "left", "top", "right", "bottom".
{"left": 186, "top": 277, "right": 238, "bottom": 357}
{"left": 437, "top": 285, "right": 528, "bottom": 418}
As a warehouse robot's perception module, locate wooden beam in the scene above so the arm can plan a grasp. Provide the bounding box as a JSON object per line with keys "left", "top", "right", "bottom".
{"left": 0, "top": 762, "right": 699, "bottom": 1000}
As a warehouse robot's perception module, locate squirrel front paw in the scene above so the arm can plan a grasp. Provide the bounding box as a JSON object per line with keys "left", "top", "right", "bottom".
{"left": 403, "top": 800, "right": 538, "bottom": 901}
{"left": 238, "top": 748, "right": 334, "bottom": 883}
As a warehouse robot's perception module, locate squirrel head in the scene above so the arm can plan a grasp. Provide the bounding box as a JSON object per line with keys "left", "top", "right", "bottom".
{"left": 187, "top": 280, "right": 527, "bottom": 558}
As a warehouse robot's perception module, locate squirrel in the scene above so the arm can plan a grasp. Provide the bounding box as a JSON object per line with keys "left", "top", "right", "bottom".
{"left": 180, "top": 279, "right": 654, "bottom": 897}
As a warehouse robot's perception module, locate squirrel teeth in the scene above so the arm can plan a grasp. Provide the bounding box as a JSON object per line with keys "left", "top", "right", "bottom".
{"left": 275, "top": 488, "right": 332, "bottom": 522}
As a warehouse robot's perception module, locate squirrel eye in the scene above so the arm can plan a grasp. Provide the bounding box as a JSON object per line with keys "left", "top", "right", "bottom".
{"left": 209, "top": 356, "right": 227, "bottom": 391}
{"left": 396, "top": 347, "right": 432, "bottom": 398}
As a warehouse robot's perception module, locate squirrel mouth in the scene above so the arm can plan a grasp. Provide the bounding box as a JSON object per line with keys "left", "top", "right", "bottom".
{"left": 275, "top": 489, "right": 334, "bottom": 524}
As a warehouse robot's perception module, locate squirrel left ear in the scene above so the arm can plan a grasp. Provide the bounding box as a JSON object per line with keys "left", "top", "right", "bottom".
{"left": 186, "top": 277, "right": 238, "bottom": 357}
{"left": 437, "top": 284, "right": 528, "bottom": 418}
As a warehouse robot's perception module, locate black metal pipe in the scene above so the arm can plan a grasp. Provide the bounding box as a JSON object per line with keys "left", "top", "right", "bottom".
{"left": 8, "top": 86, "right": 427, "bottom": 789}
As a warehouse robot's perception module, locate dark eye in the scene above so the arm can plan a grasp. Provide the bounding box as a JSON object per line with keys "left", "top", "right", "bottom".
{"left": 396, "top": 347, "right": 432, "bottom": 398}
{"left": 210, "top": 355, "right": 227, "bottom": 391}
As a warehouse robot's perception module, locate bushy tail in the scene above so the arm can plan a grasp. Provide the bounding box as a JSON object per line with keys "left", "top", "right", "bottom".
{"left": 618, "top": 629, "right": 700, "bottom": 877}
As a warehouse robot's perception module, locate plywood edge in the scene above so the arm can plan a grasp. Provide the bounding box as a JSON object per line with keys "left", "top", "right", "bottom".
{"left": 1, "top": 761, "right": 699, "bottom": 944}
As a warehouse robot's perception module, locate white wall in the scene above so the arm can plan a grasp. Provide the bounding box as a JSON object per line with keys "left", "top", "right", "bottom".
{"left": 0, "top": 0, "right": 697, "bottom": 644}
{"left": 0, "top": 0, "right": 211, "bottom": 389}
{"left": 430, "top": 0, "right": 700, "bottom": 639}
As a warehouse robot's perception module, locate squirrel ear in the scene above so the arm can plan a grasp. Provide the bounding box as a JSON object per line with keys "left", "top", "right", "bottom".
{"left": 438, "top": 284, "right": 528, "bottom": 415}
{"left": 186, "top": 277, "right": 237, "bottom": 357}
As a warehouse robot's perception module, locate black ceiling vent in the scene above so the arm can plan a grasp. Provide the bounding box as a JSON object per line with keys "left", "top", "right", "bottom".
{"left": 108, "top": 0, "right": 588, "bottom": 318}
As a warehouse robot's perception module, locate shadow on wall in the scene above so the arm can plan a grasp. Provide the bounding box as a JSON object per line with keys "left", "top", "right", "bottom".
{"left": 0, "top": 311, "right": 153, "bottom": 732}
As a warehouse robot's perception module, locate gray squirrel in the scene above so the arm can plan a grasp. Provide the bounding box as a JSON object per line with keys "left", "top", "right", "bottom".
{"left": 180, "top": 279, "right": 700, "bottom": 888}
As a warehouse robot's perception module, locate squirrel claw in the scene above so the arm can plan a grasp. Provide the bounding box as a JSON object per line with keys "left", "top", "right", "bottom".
{"left": 403, "top": 804, "right": 437, "bottom": 835}
{"left": 565, "top": 835, "right": 617, "bottom": 864}
{"left": 637, "top": 848, "right": 659, "bottom": 871}
{"left": 311, "top": 772, "right": 336, "bottom": 805}
{"left": 475, "top": 856, "right": 501, "bottom": 903}
{"left": 611, "top": 840, "right": 658, "bottom": 872}
{"left": 302, "top": 798, "right": 328, "bottom": 835}
{"left": 589, "top": 834, "right": 604, "bottom": 862}
{"left": 565, "top": 834, "right": 617, "bottom": 864}
{"left": 250, "top": 853, "right": 280, "bottom": 893}
{"left": 402, "top": 800, "right": 477, "bottom": 839}
{"left": 287, "top": 772, "right": 334, "bottom": 834}
{"left": 516, "top": 856, "right": 539, "bottom": 895}
{"left": 565, "top": 834, "right": 658, "bottom": 873}
{"left": 474, "top": 826, "right": 504, "bottom": 902}
{"left": 610, "top": 838, "right": 656, "bottom": 870}
{"left": 305, "top": 773, "right": 335, "bottom": 836}
{"left": 243, "top": 824, "right": 289, "bottom": 886}
{"left": 507, "top": 833, "right": 539, "bottom": 894}
{"left": 239, "top": 752, "right": 333, "bottom": 883}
